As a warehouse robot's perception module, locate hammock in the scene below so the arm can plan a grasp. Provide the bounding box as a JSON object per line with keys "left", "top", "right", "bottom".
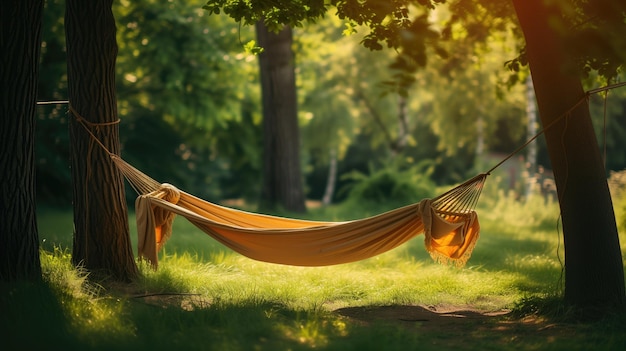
{"left": 108, "top": 155, "right": 486, "bottom": 269}
{"left": 49, "top": 81, "right": 626, "bottom": 270}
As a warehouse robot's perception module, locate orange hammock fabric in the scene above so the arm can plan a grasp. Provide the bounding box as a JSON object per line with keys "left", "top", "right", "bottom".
{"left": 111, "top": 156, "right": 484, "bottom": 269}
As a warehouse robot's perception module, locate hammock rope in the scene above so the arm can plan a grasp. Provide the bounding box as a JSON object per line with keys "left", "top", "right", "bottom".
{"left": 56, "top": 81, "right": 624, "bottom": 269}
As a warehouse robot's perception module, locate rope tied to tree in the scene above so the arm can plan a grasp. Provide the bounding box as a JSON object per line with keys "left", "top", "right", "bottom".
{"left": 67, "top": 103, "right": 120, "bottom": 156}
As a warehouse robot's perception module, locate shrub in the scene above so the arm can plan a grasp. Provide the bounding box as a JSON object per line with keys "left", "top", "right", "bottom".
{"left": 338, "top": 160, "right": 436, "bottom": 215}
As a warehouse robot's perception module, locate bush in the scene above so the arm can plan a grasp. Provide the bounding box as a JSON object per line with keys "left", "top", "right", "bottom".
{"left": 476, "top": 174, "right": 561, "bottom": 231}
{"left": 338, "top": 161, "right": 436, "bottom": 215}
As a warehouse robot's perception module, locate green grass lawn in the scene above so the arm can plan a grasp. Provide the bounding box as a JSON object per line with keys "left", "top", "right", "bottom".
{"left": 2, "top": 187, "right": 626, "bottom": 350}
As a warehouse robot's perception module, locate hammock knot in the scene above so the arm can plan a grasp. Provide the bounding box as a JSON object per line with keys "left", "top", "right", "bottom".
{"left": 158, "top": 183, "right": 180, "bottom": 204}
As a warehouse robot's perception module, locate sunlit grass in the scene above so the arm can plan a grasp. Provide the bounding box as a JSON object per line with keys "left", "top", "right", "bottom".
{"left": 134, "top": 239, "right": 534, "bottom": 312}
{"left": 34, "top": 190, "right": 575, "bottom": 314}
{"left": 42, "top": 252, "right": 138, "bottom": 345}
{"left": 10, "top": 184, "right": 626, "bottom": 350}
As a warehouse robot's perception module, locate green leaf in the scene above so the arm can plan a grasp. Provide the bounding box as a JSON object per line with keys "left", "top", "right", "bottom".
{"left": 243, "top": 40, "right": 264, "bottom": 55}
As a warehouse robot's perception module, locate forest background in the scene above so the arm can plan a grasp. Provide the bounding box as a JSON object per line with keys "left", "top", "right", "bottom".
{"left": 35, "top": 0, "right": 626, "bottom": 213}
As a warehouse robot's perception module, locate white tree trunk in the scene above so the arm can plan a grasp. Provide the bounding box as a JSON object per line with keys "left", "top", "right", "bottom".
{"left": 322, "top": 149, "right": 338, "bottom": 206}
{"left": 525, "top": 75, "right": 538, "bottom": 199}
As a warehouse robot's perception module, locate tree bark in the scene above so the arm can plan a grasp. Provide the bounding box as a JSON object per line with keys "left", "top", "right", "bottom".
{"left": 0, "top": 0, "right": 44, "bottom": 282}
{"left": 512, "top": 0, "right": 625, "bottom": 312}
{"left": 66, "top": 0, "right": 137, "bottom": 281}
{"left": 256, "top": 21, "right": 306, "bottom": 213}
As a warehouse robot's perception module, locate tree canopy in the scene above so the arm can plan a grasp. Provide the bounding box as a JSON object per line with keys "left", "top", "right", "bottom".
{"left": 204, "top": 0, "right": 625, "bottom": 81}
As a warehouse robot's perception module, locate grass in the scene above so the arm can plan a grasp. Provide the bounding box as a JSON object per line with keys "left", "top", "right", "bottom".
{"left": 2, "top": 182, "right": 626, "bottom": 350}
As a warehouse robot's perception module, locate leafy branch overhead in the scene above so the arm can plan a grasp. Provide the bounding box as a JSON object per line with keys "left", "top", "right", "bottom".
{"left": 205, "top": 0, "right": 626, "bottom": 82}
{"left": 203, "top": 1, "right": 444, "bottom": 52}
{"left": 203, "top": 0, "right": 448, "bottom": 93}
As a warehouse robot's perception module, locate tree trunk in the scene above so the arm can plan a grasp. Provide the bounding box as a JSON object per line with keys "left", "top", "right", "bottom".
{"left": 525, "top": 75, "right": 538, "bottom": 200}
{"left": 397, "top": 95, "right": 409, "bottom": 153}
{"left": 513, "top": 0, "right": 625, "bottom": 312}
{"left": 66, "top": 0, "right": 137, "bottom": 281}
{"left": 322, "top": 149, "right": 338, "bottom": 206}
{"left": 256, "top": 21, "right": 306, "bottom": 213}
{"left": 0, "top": 0, "right": 44, "bottom": 282}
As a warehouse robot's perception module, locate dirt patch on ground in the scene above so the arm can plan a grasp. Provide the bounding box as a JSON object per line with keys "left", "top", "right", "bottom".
{"left": 130, "top": 292, "right": 210, "bottom": 311}
{"left": 334, "top": 304, "right": 577, "bottom": 346}
{"left": 335, "top": 304, "right": 510, "bottom": 326}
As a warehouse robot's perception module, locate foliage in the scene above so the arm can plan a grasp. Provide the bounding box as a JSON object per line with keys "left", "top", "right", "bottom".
{"left": 116, "top": 1, "right": 254, "bottom": 131}
{"left": 296, "top": 15, "right": 359, "bottom": 165}
{"left": 36, "top": 0, "right": 71, "bottom": 205}
{"left": 203, "top": 0, "right": 328, "bottom": 32}
{"left": 338, "top": 160, "right": 436, "bottom": 215}
{"left": 294, "top": 10, "right": 530, "bottom": 197}
{"left": 202, "top": 1, "right": 511, "bottom": 90}
{"left": 203, "top": 0, "right": 441, "bottom": 61}
{"left": 464, "top": 1, "right": 626, "bottom": 82}
{"left": 557, "top": 1, "right": 626, "bottom": 79}
{"left": 205, "top": 0, "right": 626, "bottom": 96}
{"left": 204, "top": 0, "right": 449, "bottom": 95}
{"left": 115, "top": 0, "right": 263, "bottom": 201}
{"left": 477, "top": 169, "right": 561, "bottom": 231}
{"left": 413, "top": 26, "right": 527, "bottom": 158}
{"left": 36, "top": 0, "right": 265, "bottom": 203}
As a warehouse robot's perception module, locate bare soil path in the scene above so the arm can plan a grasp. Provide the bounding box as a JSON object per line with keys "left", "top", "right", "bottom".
{"left": 335, "top": 304, "right": 577, "bottom": 348}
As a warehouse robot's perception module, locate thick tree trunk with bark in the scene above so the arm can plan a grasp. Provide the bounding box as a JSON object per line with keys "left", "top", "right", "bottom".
{"left": 66, "top": 0, "right": 137, "bottom": 281}
{"left": 256, "top": 21, "right": 306, "bottom": 213}
{"left": 513, "top": 0, "right": 625, "bottom": 312}
{"left": 0, "top": 0, "right": 44, "bottom": 281}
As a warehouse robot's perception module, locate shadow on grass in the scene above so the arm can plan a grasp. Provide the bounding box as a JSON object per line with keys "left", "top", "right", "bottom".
{"left": 0, "top": 278, "right": 492, "bottom": 351}
{"left": 0, "top": 281, "right": 74, "bottom": 350}
{"left": 117, "top": 297, "right": 434, "bottom": 351}
{"left": 3, "top": 278, "right": 626, "bottom": 351}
